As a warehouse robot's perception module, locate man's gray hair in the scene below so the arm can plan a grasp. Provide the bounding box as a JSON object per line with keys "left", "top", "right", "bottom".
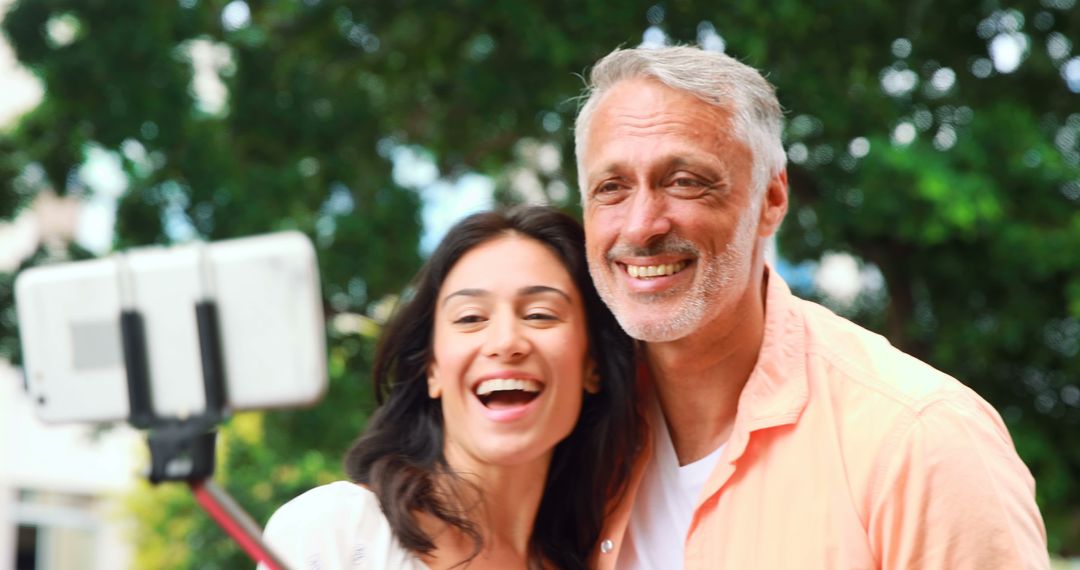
{"left": 574, "top": 46, "right": 786, "bottom": 198}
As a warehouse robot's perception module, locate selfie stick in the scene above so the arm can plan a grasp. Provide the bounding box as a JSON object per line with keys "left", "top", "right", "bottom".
{"left": 120, "top": 296, "right": 287, "bottom": 570}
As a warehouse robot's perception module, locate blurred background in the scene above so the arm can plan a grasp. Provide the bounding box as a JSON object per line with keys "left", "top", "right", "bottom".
{"left": 0, "top": 0, "right": 1077, "bottom": 568}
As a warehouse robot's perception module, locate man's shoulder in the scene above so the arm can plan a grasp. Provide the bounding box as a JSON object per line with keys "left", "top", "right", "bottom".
{"left": 793, "top": 296, "right": 977, "bottom": 415}
{"left": 788, "top": 299, "right": 1029, "bottom": 511}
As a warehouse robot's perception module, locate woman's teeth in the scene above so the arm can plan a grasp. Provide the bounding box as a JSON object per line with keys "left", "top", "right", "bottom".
{"left": 475, "top": 378, "right": 542, "bottom": 396}
{"left": 476, "top": 378, "right": 542, "bottom": 410}
{"left": 625, "top": 261, "right": 688, "bottom": 279}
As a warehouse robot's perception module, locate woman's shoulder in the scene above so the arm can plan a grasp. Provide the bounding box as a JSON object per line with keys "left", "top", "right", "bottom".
{"left": 267, "top": 481, "right": 381, "bottom": 525}
{"left": 263, "top": 481, "right": 426, "bottom": 569}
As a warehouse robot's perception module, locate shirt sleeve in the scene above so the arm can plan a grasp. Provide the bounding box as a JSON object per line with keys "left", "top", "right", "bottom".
{"left": 867, "top": 394, "right": 1049, "bottom": 570}
{"left": 260, "top": 486, "right": 342, "bottom": 570}
{"left": 257, "top": 482, "right": 423, "bottom": 570}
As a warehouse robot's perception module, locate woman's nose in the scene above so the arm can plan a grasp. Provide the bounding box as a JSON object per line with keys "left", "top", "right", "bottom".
{"left": 482, "top": 316, "right": 530, "bottom": 360}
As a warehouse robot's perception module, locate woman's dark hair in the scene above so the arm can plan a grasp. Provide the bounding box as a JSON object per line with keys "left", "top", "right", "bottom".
{"left": 344, "top": 206, "right": 640, "bottom": 569}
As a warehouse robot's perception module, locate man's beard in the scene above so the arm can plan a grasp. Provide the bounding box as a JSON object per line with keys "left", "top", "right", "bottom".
{"left": 589, "top": 217, "right": 757, "bottom": 343}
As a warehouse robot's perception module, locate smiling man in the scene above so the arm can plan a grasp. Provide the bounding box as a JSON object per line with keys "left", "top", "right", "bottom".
{"left": 576, "top": 46, "right": 1049, "bottom": 569}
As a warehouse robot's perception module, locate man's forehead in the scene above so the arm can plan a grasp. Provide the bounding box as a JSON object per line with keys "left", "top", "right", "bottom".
{"left": 586, "top": 80, "right": 735, "bottom": 146}
{"left": 595, "top": 77, "right": 734, "bottom": 119}
{"left": 583, "top": 81, "right": 741, "bottom": 166}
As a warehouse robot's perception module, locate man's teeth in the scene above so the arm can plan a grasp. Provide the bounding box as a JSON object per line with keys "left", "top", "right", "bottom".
{"left": 626, "top": 261, "right": 688, "bottom": 279}
{"left": 475, "top": 378, "right": 542, "bottom": 396}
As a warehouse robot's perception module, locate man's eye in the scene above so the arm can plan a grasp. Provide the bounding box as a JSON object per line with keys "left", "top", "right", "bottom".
{"left": 667, "top": 176, "right": 713, "bottom": 197}
{"left": 667, "top": 173, "right": 713, "bottom": 189}
{"left": 591, "top": 182, "right": 628, "bottom": 204}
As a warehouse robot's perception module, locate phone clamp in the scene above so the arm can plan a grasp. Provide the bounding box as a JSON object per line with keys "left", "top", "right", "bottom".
{"left": 120, "top": 299, "right": 285, "bottom": 569}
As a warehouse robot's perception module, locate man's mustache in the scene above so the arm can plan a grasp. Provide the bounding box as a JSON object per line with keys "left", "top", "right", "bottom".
{"left": 606, "top": 234, "right": 700, "bottom": 261}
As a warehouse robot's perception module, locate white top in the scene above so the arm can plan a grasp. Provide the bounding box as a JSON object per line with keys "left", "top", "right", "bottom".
{"left": 260, "top": 481, "right": 429, "bottom": 570}
{"left": 617, "top": 405, "right": 726, "bottom": 570}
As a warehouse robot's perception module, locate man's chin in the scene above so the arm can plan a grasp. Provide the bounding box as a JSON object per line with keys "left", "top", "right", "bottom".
{"left": 613, "top": 312, "right": 696, "bottom": 343}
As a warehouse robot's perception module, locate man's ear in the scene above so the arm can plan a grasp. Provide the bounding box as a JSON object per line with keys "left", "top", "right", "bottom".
{"left": 427, "top": 366, "right": 442, "bottom": 399}
{"left": 758, "top": 169, "right": 789, "bottom": 237}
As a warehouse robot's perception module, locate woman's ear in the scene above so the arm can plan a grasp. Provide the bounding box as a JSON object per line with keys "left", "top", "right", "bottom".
{"left": 427, "top": 365, "right": 442, "bottom": 399}
{"left": 583, "top": 361, "right": 601, "bottom": 394}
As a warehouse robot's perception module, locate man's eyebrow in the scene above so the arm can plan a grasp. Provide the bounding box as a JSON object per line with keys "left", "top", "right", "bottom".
{"left": 589, "top": 156, "right": 724, "bottom": 177}
{"left": 664, "top": 156, "right": 725, "bottom": 175}
{"left": 519, "top": 285, "right": 571, "bottom": 302}
{"left": 586, "top": 163, "right": 622, "bottom": 182}
{"left": 442, "top": 288, "right": 488, "bottom": 306}
{"left": 668, "top": 157, "right": 696, "bottom": 169}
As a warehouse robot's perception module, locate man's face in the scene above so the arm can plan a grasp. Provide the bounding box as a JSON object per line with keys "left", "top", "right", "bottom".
{"left": 580, "top": 78, "right": 765, "bottom": 343}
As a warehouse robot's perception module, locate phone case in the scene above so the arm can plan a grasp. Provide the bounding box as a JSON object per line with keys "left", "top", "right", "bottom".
{"left": 14, "top": 231, "right": 327, "bottom": 424}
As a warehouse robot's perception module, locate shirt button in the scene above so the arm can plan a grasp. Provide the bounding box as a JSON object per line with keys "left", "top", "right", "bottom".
{"left": 600, "top": 539, "right": 614, "bottom": 553}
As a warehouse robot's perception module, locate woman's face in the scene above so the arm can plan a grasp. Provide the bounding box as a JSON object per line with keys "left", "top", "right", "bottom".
{"left": 428, "top": 234, "right": 596, "bottom": 470}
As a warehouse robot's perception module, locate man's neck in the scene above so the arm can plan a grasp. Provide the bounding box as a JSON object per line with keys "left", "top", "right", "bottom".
{"left": 646, "top": 270, "right": 769, "bottom": 465}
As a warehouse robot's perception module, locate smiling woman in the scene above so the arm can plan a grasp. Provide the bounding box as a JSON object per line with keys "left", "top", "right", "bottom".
{"left": 261, "top": 206, "right": 642, "bottom": 570}
{"left": 429, "top": 233, "right": 600, "bottom": 477}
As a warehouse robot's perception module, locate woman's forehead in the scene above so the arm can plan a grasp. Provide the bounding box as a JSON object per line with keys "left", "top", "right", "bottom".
{"left": 439, "top": 235, "right": 578, "bottom": 300}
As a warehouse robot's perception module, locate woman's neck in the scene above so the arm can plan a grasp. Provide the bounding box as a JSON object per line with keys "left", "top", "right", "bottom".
{"left": 419, "top": 450, "right": 552, "bottom": 569}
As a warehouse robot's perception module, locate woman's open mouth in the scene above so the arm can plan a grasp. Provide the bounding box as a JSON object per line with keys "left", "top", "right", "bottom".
{"left": 475, "top": 378, "right": 543, "bottom": 410}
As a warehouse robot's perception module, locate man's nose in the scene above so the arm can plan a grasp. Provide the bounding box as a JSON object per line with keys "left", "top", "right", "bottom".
{"left": 483, "top": 315, "right": 530, "bottom": 361}
{"left": 622, "top": 187, "right": 672, "bottom": 247}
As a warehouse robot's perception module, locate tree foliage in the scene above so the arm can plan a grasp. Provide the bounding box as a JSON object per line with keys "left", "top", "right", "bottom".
{"left": 2, "top": 0, "right": 1078, "bottom": 564}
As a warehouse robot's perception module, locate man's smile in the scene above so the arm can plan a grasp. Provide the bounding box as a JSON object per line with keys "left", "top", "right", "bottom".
{"left": 619, "top": 260, "right": 690, "bottom": 279}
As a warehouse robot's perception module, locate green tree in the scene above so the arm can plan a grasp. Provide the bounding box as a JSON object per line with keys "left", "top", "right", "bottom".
{"left": 2, "top": 0, "right": 1077, "bottom": 565}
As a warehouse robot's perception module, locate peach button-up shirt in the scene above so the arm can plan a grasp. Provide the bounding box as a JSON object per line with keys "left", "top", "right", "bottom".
{"left": 595, "top": 271, "right": 1048, "bottom": 569}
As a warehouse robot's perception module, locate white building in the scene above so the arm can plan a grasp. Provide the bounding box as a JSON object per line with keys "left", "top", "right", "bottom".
{"left": 0, "top": 138, "right": 139, "bottom": 568}
{"left": 0, "top": 359, "right": 139, "bottom": 570}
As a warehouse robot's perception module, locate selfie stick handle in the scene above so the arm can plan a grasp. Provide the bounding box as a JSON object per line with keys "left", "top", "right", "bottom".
{"left": 190, "top": 479, "right": 287, "bottom": 570}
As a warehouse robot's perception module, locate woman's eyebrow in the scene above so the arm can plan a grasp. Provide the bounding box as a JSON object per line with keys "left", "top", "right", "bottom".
{"left": 442, "top": 285, "right": 571, "bottom": 306}
{"left": 518, "top": 285, "right": 571, "bottom": 302}
{"left": 442, "top": 288, "right": 489, "bottom": 306}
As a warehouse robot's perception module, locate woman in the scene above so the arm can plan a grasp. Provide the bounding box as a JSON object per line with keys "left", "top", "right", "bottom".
{"left": 263, "top": 206, "right": 641, "bottom": 569}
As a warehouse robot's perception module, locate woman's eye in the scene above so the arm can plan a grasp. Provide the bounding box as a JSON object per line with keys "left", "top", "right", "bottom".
{"left": 524, "top": 312, "right": 558, "bottom": 321}
{"left": 453, "top": 314, "right": 486, "bottom": 325}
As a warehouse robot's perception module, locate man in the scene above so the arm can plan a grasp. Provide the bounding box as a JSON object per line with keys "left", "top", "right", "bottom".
{"left": 576, "top": 46, "right": 1048, "bottom": 569}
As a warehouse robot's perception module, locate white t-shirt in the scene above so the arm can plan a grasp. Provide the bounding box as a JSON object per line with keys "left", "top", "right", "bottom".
{"left": 617, "top": 406, "right": 726, "bottom": 570}
{"left": 261, "top": 481, "right": 429, "bottom": 570}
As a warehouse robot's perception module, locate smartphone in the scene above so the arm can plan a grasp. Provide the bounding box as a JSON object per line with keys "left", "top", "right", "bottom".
{"left": 14, "top": 231, "right": 328, "bottom": 424}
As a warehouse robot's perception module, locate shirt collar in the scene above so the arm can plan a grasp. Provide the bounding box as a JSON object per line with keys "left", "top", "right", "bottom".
{"left": 723, "top": 266, "right": 810, "bottom": 462}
